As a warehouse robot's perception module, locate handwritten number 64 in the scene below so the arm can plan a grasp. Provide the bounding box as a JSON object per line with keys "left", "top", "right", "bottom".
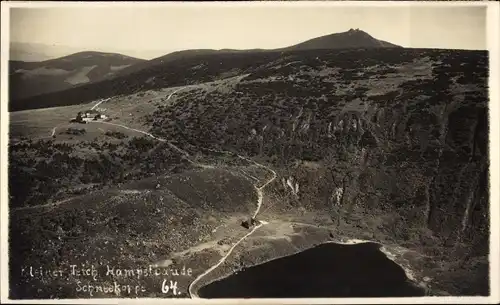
{"left": 162, "top": 279, "right": 179, "bottom": 295}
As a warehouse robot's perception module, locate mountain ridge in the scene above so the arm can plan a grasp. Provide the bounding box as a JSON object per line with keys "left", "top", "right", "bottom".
{"left": 10, "top": 28, "right": 403, "bottom": 110}
{"left": 112, "top": 29, "right": 402, "bottom": 78}
{"left": 9, "top": 51, "right": 145, "bottom": 100}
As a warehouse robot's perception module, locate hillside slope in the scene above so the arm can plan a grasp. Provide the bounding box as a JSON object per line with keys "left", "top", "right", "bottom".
{"left": 8, "top": 51, "right": 282, "bottom": 111}
{"left": 111, "top": 48, "right": 266, "bottom": 79}
{"left": 9, "top": 29, "right": 401, "bottom": 112}
{"left": 9, "top": 51, "right": 145, "bottom": 100}
{"left": 8, "top": 47, "right": 490, "bottom": 297}
{"left": 148, "top": 48, "right": 488, "bottom": 249}
{"left": 112, "top": 29, "right": 399, "bottom": 79}
{"left": 146, "top": 48, "right": 489, "bottom": 295}
{"left": 9, "top": 166, "right": 259, "bottom": 298}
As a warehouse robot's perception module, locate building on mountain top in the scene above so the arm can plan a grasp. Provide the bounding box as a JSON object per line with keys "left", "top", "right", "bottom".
{"left": 94, "top": 114, "right": 107, "bottom": 120}
{"left": 82, "top": 109, "right": 100, "bottom": 118}
{"left": 73, "top": 109, "right": 107, "bottom": 123}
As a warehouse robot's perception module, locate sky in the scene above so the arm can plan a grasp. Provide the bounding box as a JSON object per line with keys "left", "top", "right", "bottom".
{"left": 9, "top": 4, "right": 487, "bottom": 60}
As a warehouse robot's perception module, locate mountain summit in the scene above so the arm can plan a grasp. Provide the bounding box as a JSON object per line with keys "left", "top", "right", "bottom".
{"left": 110, "top": 29, "right": 401, "bottom": 79}
{"left": 283, "top": 28, "right": 402, "bottom": 51}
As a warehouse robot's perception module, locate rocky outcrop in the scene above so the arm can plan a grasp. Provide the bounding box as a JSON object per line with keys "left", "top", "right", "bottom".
{"left": 149, "top": 48, "right": 489, "bottom": 294}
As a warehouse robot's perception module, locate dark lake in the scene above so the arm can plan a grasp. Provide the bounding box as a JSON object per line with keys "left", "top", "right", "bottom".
{"left": 197, "top": 242, "right": 426, "bottom": 298}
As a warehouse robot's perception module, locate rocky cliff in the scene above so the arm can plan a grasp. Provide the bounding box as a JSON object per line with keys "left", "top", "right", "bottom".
{"left": 149, "top": 48, "right": 489, "bottom": 294}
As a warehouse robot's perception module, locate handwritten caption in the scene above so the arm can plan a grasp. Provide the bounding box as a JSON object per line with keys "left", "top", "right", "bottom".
{"left": 20, "top": 264, "right": 193, "bottom": 297}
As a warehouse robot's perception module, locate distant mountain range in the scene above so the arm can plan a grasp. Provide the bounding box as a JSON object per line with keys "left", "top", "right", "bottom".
{"left": 9, "top": 29, "right": 402, "bottom": 109}
{"left": 9, "top": 52, "right": 145, "bottom": 100}
{"left": 9, "top": 42, "right": 84, "bottom": 62}
{"left": 112, "top": 29, "right": 401, "bottom": 79}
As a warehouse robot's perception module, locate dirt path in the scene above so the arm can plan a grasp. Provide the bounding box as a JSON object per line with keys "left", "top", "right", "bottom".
{"left": 148, "top": 83, "right": 279, "bottom": 298}
{"left": 167, "top": 87, "right": 188, "bottom": 101}
{"left": 90, "top": 121, "right": 189, "bottom": 155}
{"left": 92, "top": 115, "right": 278, "bottom": 298}
{"left": 30, "top": 78, "right": 280, "bottom": 299}
{"left": 44, "top": 123, "right": 62, "bottom": 139}
{"left": 44, "top": 97, "right": 110, "bottom": 138}
{"left": 237, "top": 155, "right": 277, "bottom": 219}
{"left": 90, "top": 98, "right": 110, "bottom": 110}
{"left": 187, "top": 158, "right": 276, "bottom": 298}
{"left": 91, "top": 121, "right": 215, "bottom": 169}
{"left": 112, "top": 80, "right": 277, "bottom": 298}
{"left": 12, "top": 196, "right": 79, "bottom": 212}
{"left": 50, "top": 126, "right": 57, "bottom": 137}
{"left": 187, "top": 222, "right": 264, "bottom": 298}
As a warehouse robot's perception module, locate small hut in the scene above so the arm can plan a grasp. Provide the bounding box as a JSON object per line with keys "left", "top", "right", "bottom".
{"left": 241, "top": 217, "right": 260, "bottom": 229}
{"left": 94, "top": 113, "right": 108, "bottom": 120}
{"left": 82, "top": 109, "right": 100, "bottom": 118}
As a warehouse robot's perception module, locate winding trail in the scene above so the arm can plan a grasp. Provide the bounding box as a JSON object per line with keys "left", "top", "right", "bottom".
{"left": 50, "top": 126, "right": 58, "bottom": 137}
{"left": 43, "top": 123, "right": 62, "bottom": 139}
{"left": 187, "top": 155, "right": 276, "bottom": 298}
{"left": 237, "top": 155, "right": 278, "bottom": 219}
{"left": 91, "top": 121, "right": 190, "bottom": 157}
{"left": 187, "top": 222, "right": 264, "bottom": 298}
{"left": 87, "top": 84, "right": 278, "bottom": 298}
{"left": 44, "top": 98, "right": 110, "bottom": 138}
{"left": 12, "top": 196, "right": 79, "bottom": 212}
{"left": 91, "top": 121, "right": 216, "bottom": 170}
{"left": 91, "top": 97, "right": 110, "bottom": 110}
{"left": 167, "top": 87, "right": 187, "bottom": 101}
{"left": 36, "top": 80, "right": 278, "bottom": 299}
